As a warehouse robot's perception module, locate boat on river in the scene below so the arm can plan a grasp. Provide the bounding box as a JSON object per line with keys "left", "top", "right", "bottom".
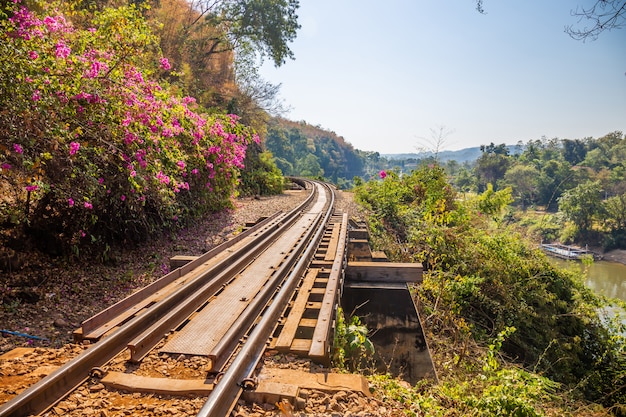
{"left": 541, "top": 243, "right": 595, "bottom": 260}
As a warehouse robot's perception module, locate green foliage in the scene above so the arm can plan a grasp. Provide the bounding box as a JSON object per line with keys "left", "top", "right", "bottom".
{"left": 355, "top": 163, "right": 625, "bottom": 412}
{"left": 473, "top": 183, "right": 513, "bottom": 222}
{"left": 220, "top": 0, "right": 301, "bottom": 67}
{"left": 333, "top": 307, "right": 374, "bottom": 371}
{"left": 264, "top": 118, "right": 365, "bottom": 185}
{"left": 239, "top": 144, "right": 285, "bottom": 195}
{"left": 558, "top": 180, "right": 604, "bottom": 234}
{"left": 369, "top": 333, "right": 561, "bottom": 417}
{"left": 0, "top": 1, "right": 258, "bottom": 255}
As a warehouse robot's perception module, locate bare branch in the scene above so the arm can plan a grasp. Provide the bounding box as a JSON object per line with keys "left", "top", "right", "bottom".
{"left": 476, "top": 0, "right": 485, "bottom": 14}
{"left": 566, "top": 0, "right": 626, "bottom": 41}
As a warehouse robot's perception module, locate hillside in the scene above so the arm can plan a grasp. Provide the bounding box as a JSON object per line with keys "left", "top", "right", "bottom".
{"left": 264, "top": 118, "right": 366, "bottom": 187}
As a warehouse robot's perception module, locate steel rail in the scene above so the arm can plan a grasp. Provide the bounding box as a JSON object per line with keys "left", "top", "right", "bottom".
{"left": 0, "top": 184, "right": 317, "bottom": 417}
{"left": 80, "top": 211, "right": 285, "bottom": 336}
{"left": 126, "top": 197, "right": 310, "bottom": 362}
{"left": 196, "top": 181, "right": 336, "bottom": 417}
{"left": 207, "top": 210, "right": 324, "bottom": 372}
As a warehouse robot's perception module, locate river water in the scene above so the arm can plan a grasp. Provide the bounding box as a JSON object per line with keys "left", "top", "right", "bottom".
{"left": 550, "top": 258, "right": 626, "bottom": 301}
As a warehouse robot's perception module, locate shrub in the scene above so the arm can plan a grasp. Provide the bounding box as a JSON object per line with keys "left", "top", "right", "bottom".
{"left": 0, "top": 1, "right": 258, "bottom": 254}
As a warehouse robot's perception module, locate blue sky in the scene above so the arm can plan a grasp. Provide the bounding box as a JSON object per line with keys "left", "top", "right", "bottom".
{"left": 259, "top": 1, "right": 626, "bottom": 153}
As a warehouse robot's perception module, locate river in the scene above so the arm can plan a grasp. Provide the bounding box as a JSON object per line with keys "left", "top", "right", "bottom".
{"left": 549, "top": 258, "right": 626, "bottom": 301}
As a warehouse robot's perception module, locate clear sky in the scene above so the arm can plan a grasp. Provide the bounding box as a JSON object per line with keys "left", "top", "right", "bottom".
{"left": 259, "top": 0, "right": 626, "bottom": 154}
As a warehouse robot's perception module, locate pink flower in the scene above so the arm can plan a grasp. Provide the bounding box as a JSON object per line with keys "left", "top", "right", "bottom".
{"left": 159, "top": 57, "right": 171, "bottom": 70}
{"left": 31, "top": 90, "right": 41, "bottom": 101}
{"left": 84, "top": 61, "right": 108, "bottom": 78}
{"left": 80, "top": 230, "right": 86, "bottom": 238}
{"left": 120, "top": 195, "right": 126, "bottom": 201}
{"left": 69, "top": 141, "right": 80, "bottom": 155}
{"left": 13, "top": 144, "right": 23, "bottom": 154}
{"left": 177, "top": 160, "right": 185, "bottom": 170}
{"left": 98, "top": 177, "right": 104, "bottom": 184}
{"left": 379, "top": 170, "right": 387, "bottom": 179}
{"left": 156, "top": 171, "right": 170, "bottom": 184}
{"left": 68, "top": 198, "right": 75, "bottom": 207}
{"left": 28, "top": 50, "right": 38, "bottom": 60}
{"left": 25, "top": 185, "right": 38, "bottom": 192}
{"left": 84, "top": 201, "right": 93, "bottom": 209}
{"left": 55, "top": 41, "right": 71, "bottom": 59}
{"left": 1, "top": 163, "right": 11, "bottom": 170}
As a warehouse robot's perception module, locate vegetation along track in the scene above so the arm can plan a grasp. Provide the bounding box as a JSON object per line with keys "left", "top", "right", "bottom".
{"left": 0, "top": 180, "right": 345, "bottom": 417}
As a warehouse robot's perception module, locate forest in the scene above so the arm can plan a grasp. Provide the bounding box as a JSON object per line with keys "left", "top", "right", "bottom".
{"left": 439, "top": 133, "right": 626, "bottom": 251}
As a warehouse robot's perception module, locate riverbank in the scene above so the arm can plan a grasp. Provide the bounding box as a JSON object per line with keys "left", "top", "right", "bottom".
{"left": 601, "top": 249, "right": 626, "bottom": 265}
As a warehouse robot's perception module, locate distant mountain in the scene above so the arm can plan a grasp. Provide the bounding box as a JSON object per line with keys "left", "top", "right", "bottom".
{"left": 383, "top": 145, "right": 521, "bottom": 164}
{"left": 383, "top": 147, "right": 482, "bottom": 164}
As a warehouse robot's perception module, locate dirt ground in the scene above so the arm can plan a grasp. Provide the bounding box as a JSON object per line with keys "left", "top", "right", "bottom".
{"left": 600, "top": 249, "right": 626, "bottom": 265}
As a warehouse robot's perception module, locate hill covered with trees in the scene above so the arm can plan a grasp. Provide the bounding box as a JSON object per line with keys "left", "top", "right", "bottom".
{"left": 264, "top": 118, "right": 367, "bottom": 187}
{"left": 439, "top": 133, "right": 626, "bottom": 250}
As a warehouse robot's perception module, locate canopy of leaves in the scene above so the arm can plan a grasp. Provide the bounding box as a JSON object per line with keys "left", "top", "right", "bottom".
{"left": 354, "top": 163, "right": 626, "bottom": 411}
{"left": 0, "top": 0, "right": 259, "bottom": 255}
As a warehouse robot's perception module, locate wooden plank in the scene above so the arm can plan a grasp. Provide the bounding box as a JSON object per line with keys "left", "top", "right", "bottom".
{"left": 274, "top": 269, "right": 319, "bottom": 351}
{"left": 309, "top": 213, "right": 348, "bottom": 362}
{"left": 258, "top": 368, "right": 370, "bottom": 397}
{"left": 348, "top": 228, "right": 369, "bottom": 240}
{"left": 101, "top": 372, "right": 214, "bottom": 396}
{"left": 290, "top": 338, "right": 312, "bottom": 354}
{"left": 309, "top": 260, "right": 334, "bottom": 269}
{"left": 169, "top": 255, "right": 198, "bottom": 269}
{"left": 346, "top": 261, "right": 423, "bottom": 283}
{"left": 371, "top": 251, "right": 388, "bottom": 262}
{"left": 242, "top": 381, "right": 300, "bottom": 406}
{"left": 298, "top": 318, "right": 317, "bottom": 327}
{"left": 324, "top": 223, "right": 341, "bottom": 261}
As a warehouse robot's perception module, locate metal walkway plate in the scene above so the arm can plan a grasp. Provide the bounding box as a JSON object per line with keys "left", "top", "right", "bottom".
{"left": 160, "top": 212, "right": 319, "bottom": 356}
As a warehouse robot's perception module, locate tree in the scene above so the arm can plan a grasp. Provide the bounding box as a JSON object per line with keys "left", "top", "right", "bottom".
{"left": 558, "top": 180, "right": 604, "bottom": 233}
{"left": 503, "top": 164, "right": 539, "bottom": 209}
{"left": 163, "top": 0, "right": 300, "bottom": 67}
{"left": 562, "top": 138, "right": 589, "bottom": 165}
{"left": 604, "top": 193, "right": 626, "bottom": 232}
{"left": 475, "top": 143, "right": 510, "bottom": 192}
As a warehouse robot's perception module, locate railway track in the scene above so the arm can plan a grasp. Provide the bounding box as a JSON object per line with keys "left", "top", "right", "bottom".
{"left": 0, "top": 180, "right": 352, "bottom": 417}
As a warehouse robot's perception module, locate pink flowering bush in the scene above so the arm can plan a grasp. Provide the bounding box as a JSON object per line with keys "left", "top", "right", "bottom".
{"left": 0, "top": 1, "right": 258, "bottom": 254}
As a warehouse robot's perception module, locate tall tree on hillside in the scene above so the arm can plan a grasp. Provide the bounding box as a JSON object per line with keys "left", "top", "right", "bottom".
{"left": 562, "top": 138, "right": 589, "bottom": 165}
{"left": 157, "top": 0, "right": 300, "bottom": 66}
{"left": 475, "top": 143, "right": 510, "bottom": 192}
{"left": 148, "top": 0, "right": 299, "bottom": 120}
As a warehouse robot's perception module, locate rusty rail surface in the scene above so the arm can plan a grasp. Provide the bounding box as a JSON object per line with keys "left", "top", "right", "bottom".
{"left": 0, "top": 182, "right": 330, "bottom": 417}
{"left": 197, "top": 180, "right": 336, "bottom": 417}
